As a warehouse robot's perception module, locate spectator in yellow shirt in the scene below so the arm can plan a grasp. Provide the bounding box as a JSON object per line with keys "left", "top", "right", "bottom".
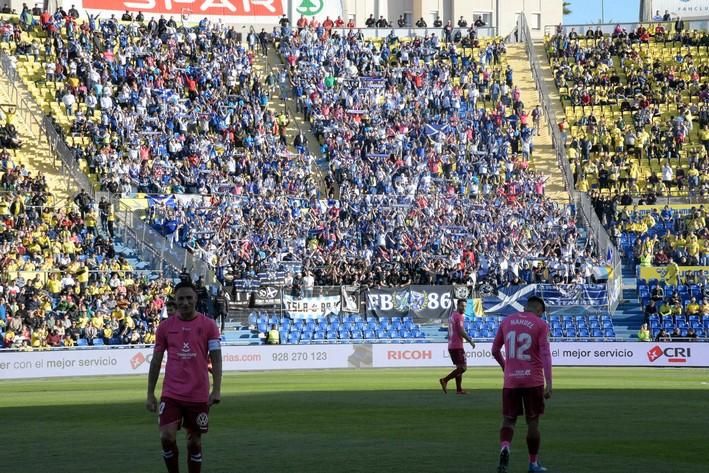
{"left": 685, "top": 297, "right": 701, "bottom": 317}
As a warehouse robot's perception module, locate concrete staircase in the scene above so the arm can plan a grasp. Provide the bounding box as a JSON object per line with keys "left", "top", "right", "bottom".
{"left": 251, "top": 47, "right": 328, "bottom": 193}
{"left": 506, "top": 43, "right": 569, "bottom": 204}
{"left": 612, "top": 264, "right": 643, "bottom": 339}
{"left": 0, "top": 69, "right": 77, "bottom": 202}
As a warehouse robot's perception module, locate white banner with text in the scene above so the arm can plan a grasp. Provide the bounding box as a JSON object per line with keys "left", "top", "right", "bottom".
{"left": 371, "top": 342, "right": 709, "bottom": 368}
{"left": 1, "top": 342, "right": 707, "bottom": 379}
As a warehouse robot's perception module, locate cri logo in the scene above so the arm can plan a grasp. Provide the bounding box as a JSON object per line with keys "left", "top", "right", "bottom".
{"left": 647, "top": 345, "right": 691, "bottom": 363}
{"left": 131, "top": 352, "right": 147, "bottom": 369}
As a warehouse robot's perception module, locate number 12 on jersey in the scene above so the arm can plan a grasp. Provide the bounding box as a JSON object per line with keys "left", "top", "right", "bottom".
{"left": 505, "top": 330, "right": 532, "bottom": 361}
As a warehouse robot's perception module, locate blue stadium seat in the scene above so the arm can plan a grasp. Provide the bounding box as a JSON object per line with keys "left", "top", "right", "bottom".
{"left": 578, "top": 328, "right": 590, "bottom": 338}
{"left": 77, "top": 338, "right": 88, "bottom": 346}
{"left": 551, "top": 328, "right": 563, "bottom": 338}
{"left": 363, "top": 330, "right": 375, "bottom": 339}
{"left": 591, "top": 329, "right": 603, "bottom": 338}
{"left": 604, "top": 328, "right": 615, "bottom": 338}
{"left": 92, "top": 338, "right": 104, "bottom": 346}
{"left": 676, "top": 319, "right": 688, "bottom": 329}
{"left": 695, "top": 328, "right": 705, "bottom": 337}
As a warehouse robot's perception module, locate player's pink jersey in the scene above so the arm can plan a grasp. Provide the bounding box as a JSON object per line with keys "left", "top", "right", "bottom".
{"left": 448, "top": 311, "right": 465, "bottom": 349}
{"left": 154, "top": 314, "right": 221, "bottom": 403}
{"left": 491, "top": 311, "right": 552, "bottom": 389}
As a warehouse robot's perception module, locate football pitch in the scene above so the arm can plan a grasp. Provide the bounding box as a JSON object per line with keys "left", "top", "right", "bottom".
{"left": 2, "top": 367, "right": 707, "bottom": 473}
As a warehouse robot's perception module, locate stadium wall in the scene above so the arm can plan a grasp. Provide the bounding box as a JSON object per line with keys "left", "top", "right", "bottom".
{"left": 1, "top": 342, "right": 707, "bottom": 379}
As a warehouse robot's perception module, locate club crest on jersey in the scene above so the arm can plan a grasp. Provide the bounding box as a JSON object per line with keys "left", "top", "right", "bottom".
{"left": 182, "top": 342, "right": 191, "bottom": 352}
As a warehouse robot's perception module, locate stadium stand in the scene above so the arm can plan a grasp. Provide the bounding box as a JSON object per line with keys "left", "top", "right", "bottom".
{"left": 546, "top": 23, "right": 709, "bottom": 200}
{"left": 143, "top": 24, "right": 595, "bottom": 287}
{"left": 0, "top": 164, "right": 173, "bottom": 349}
{"left": 0, "top": 9, "right": 678, "bottom": 349}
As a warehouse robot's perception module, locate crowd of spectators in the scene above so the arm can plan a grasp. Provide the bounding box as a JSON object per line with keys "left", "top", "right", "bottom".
{"left": 0, "top": 164, "right": 174, "bottom": 350}
{"left": 548, "top": 21, "right": 709, "bottom": 205}
{"left": 3, "top": 10, "right": 607, "bottom": 294}
{"left": 146, "top": 22, "right": 605, "bottom": 289}
{"left": 8, "top": 8, "right": 316, "bottom": 200}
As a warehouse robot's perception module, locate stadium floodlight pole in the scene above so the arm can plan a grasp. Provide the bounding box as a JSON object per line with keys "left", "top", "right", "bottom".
{"left": 602, "top": 0, "right": 605, "bottom": 24}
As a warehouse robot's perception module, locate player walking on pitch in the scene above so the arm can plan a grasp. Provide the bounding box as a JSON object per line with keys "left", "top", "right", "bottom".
{"left": 146, "top": 280, "right": 223, "bottom": 473}
{"left": 439, "top": 299, "right": 476, "bottom": 394}
{"left": 491, "top": 296, "right": 552, "bottom": 473}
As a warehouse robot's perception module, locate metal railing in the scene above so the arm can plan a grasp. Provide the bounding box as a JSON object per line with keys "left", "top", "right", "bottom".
{"left": 519, "top": 13, "right": 622, "bottom": 312}
{"left": 544, "top": 17, "right": 709, "bottom": 38}
{"left": 0, "top": 51, "right": 221, "bottom": 289}
{"left": 328, "top": 26, "right": 498, "bottom": 39}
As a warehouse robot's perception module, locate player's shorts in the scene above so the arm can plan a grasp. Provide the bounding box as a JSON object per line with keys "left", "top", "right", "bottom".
{"left": 502, "top": 386, "right": 545, "bottom": 419}
{"left": 159, "top": 397, "right": 210, "bottom": 433}
{"left": 448, "top": 348, "right": 467, "bottom": 367}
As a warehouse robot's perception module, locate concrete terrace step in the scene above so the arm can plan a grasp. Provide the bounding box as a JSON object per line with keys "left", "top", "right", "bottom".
{"left": 510, "top": 42, "right": 569, "bottom": 204}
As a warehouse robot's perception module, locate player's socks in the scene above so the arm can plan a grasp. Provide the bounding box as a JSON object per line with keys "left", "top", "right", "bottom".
{"left": 162, "top": 445, "right": 179, "bottom": 473}
{"left": 187, "top": 445, "right": 202, "bottom": 473}
{"left": 527, "top": 432, "right": 540, "bottom": 458}
{"left": 500, "top": 426, "right": 514, "bottom": 444}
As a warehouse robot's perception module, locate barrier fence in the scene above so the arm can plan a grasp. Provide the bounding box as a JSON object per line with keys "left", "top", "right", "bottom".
{"left": 543, "top": 17, "right": 709, "bottom": 38}
{"left": 228, "top": 283, "right": 614, "bottom": 320}
{"left": 1, "top": 269, "right": 164, "bottom": 286}
{"left": 519, "top": 13, "right": 622, "bottom": 312}
{"left": 1, "top": 341, "right": 705, "bottom": 379}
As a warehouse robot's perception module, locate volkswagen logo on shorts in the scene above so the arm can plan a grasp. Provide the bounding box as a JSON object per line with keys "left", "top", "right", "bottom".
{"left": 196, "top": 412, "right": 209, "bottom": 427}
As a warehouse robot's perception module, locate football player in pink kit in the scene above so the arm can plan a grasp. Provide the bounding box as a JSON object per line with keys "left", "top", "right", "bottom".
{"left": 491, "top": 296, "right": 552, "bottom": 473}
{"left": 146, "top": 281, "right": 223, "bottom": 473}
{"left": 439, "top": 299, "right": 476, "bottom": 394}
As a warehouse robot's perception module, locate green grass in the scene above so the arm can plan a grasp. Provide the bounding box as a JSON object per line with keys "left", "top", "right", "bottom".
{"left": 2, "top": 367, "right": 708, "bottom": 473}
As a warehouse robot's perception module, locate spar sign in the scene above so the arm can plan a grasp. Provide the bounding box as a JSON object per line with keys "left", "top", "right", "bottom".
{"left": 79, "top": 0, "right": 284, "bottom": 18}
